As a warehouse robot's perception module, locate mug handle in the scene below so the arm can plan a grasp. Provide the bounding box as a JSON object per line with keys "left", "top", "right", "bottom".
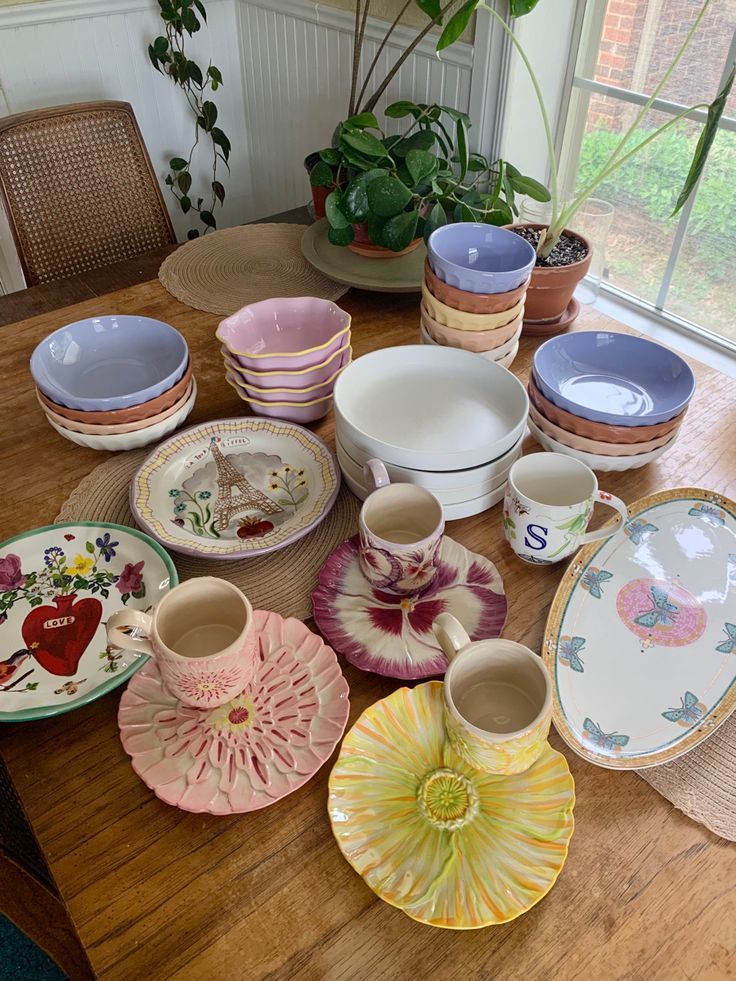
{"left": 106, "top": 609, "right": 155, "bottom": 656}
{"left": 363, "top": 458, "right": 390, "bottom": 492}
{"left": 578, "top": 490, "right": 628, "bottom": 545}
{"left": 432, "top": 613, "right": 471, "bottom": 663}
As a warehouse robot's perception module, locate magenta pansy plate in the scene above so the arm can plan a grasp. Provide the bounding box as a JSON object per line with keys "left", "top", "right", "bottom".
{"left": 118, "top": 610, "right": 350, "bottom": 813}
{"left": 312, "top": 536, "right": 507, "bottom": 679}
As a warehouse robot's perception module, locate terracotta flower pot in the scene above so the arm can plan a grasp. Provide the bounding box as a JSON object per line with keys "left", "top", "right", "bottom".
{"left": 348, "top": 222, "right": 422, "bottom": 259}
{"left": 510, "top": 223, "right": 592, "bottom": 324}
{"left": 305, "top": 152, "right": 334, "bottom": 220}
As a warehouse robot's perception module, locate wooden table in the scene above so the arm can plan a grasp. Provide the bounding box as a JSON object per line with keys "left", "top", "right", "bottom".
{"left": 1, "top": 249, "right": 735, "bottom": 981}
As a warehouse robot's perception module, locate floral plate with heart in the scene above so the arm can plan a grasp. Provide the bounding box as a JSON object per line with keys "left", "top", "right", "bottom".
{"left": 118, "top": 610, "right": 350, "bottom": 813}
{"left": 329, "top": 681, "right": 575, "bottom": 929}
{"left": 130, "top": 418, "right": 340, "bottom": 559}
{"left": 312, "top": 535, "right": 507, "bottom": 679}
{"left": 0, "top": 522, "right": 177, "bottom": 722}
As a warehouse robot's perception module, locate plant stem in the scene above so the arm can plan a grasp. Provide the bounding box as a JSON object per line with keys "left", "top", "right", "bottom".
{"left": 349, "top": 1, "right": 364, "bottom": 116}
{"left": 354, "top": 0, "right": 412, "bottom": 112}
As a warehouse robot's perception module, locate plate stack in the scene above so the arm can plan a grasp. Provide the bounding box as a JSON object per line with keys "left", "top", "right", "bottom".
{"left": 217, "top": 297, "right": 351, "bottom": 424}
{"left": 528, "top": 331, "right": 695, "bottom": 471}
{"left": 333, "top": 345, "right": 529, "bottom": 519}
{"left": 32, "top": 316, "right": 195, "bottom": 451}
{"left": 419, "top": 223, "right": 536, "bottom": 369}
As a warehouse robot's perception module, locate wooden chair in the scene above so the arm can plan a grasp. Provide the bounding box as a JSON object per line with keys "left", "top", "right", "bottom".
{"left": 0, "top": 101, "right": 176, "bottom": 287}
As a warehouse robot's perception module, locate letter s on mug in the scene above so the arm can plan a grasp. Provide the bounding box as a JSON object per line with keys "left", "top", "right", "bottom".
{"left": 524, "top": 524, "right": 548, "bottom": 551}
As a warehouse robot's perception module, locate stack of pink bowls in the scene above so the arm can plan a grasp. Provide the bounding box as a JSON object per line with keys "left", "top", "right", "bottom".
{"left": 420, "top": 223, "right": 536, "bottom": 369}
{"left": 217, "top": 297, "right": 352, "bottom": 424}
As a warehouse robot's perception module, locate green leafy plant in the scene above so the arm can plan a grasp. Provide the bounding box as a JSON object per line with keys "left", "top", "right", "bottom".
{"left": 320, "top": 102, "right": 549, "bottom": 251}
{"left": 438, "top": 0, "right": 734, "bottom": 259}
{"left": 148, "top": 0, "right": 231, "bottom": 239}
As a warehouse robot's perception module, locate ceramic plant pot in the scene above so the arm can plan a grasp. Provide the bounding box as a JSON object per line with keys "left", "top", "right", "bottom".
{"left": 305, "top": 151, "right": 333, "bottom": 220}
{"left": 348, "top": 222, "right": 422, "bottom": 259}
{"left": 511, "top": 223, "right": 592, "bottom": 325}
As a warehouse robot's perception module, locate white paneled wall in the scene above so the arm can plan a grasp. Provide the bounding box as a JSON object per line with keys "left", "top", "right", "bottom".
{"left": 0, "top": 0, "right": 473, "bottom": 290}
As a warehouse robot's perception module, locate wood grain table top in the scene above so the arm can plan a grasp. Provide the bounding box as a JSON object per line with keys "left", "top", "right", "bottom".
{"left": 0, "top": 248, "right": 735, "bottom": 981}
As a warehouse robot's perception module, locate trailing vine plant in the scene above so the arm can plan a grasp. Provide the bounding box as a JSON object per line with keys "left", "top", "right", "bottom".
{"left": 148, "top": 0, "right": 231, "bottom": 239}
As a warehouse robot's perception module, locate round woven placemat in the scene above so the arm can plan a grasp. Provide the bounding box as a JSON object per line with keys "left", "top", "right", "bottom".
{"left": 55, "top": 449, "right": 359, "bottom": 622}
{"left": 158, "top": 223, "right": 349, "bottom": 315}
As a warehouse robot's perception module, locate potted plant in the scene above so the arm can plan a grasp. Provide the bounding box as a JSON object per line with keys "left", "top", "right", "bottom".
{"left": 437, "top": 0, "right": 735, "bottom": 324}
{"left": 319, "top": 101, "right": 550, "bottom": 256}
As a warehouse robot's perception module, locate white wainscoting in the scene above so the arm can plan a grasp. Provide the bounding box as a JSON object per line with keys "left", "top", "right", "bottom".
{"left": 0, "top": 0, "right": 473, "bottom": 292}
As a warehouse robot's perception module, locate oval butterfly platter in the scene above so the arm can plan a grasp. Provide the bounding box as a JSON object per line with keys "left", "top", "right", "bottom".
{"left": 543, "top": 487, "right": 736, "bottom": 769}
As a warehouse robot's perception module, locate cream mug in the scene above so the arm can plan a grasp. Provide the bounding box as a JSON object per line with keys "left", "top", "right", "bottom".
{"left": 433, "top": 613, "right": 552, "bottom": 775}
{"left": 106, "top": 577, "right": 256, "bottom": 708}
{"left": 503, "top": 452, "right": 627, "bottom": 564}
{"left": 358, "top": 459, "right": 445, "bottom": 595}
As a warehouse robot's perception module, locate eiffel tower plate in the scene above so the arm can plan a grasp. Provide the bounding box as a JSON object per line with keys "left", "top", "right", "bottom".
{"left": 131, "top": 418, "right": 341, "bottom": 558}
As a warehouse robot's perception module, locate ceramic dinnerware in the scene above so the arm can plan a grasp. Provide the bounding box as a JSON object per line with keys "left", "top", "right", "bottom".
{"left": 108, "top": 577, "right": 255, "bottom": 709}
{"left": 313, "top": 535, "right": 507, "bottom": 679}
{"left": 543, "top": 487, "right": 736, "bottom": 769}
{"left": 224, "top": 371, "right": 332, "bottom": 423}
{"left": 424, "top": 260, "right": 530, "bottom": 314}
{"left": 533, "top": 331, "right": 695, "bottom": 426}
{"left": 527, "top": 416, "right": 677, "bottom": 472}
{"left": 527, "top": 375, "right": 687, "bottom": 444}
{"left": 328, "top": 681, "right": 574, "bottom": 928}
{"left": 119, "top": 609, "right": 349, "bottom": 813}
{"left": 216, "top": 297, "right": 351, "bottom": 371}
{"left": 38, "top": 380, "right": 195, "bottom": 435}
{"left": 422, "top": 283, "right": 524, "bottom": 331}
{"left": 222, "top": 341, "right": 351, "bottom": 388}
{"left": 419, "top": 324, "right": 519, "bottom": 368}
{"left": 427, "top": 223, "right": 536, "bottom": 294}
{"left": 0, "top": 522, "right": 177, "bottom": 723}
{"left": 333, "top": 346, "right": 528, "bottom": 472}
{"left": 222, "top": 352, "right": 347, "bottom": 402}
{"left": 528, "top": 401, "right": 681, "bottom": 456}
{"left": 30, "top": 315, "right": 188, "bottom": 411}
{"left": 339, "top": 459, "right": 507, "bottom": 510}
{"left": 503, "top": 453, "right": 627, "bottom": 564}
{"left": 434, "top": 613, "right": 552, "bottom": 774}
{"left": 130, "top": 417, "right": 340, "bottom": 559}
{"left": 420, "top": 304, "right": 523, "bottom": 352}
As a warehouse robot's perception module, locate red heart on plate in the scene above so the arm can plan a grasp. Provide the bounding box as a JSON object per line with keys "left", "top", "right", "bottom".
{"left": 22, "top": 594, "right": 102, "bottom": 676}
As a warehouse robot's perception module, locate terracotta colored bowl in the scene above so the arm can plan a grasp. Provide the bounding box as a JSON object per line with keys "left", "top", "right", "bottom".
{"left": 420, "top": 305, "right": 523, "bottom": 352}
{"left": 421, "top": 282, "right": 524, "bottom": 332}
{"left": 528, "top": 401, "right": 680, "bottom": 456}
{"left": 38, "top": 380, "right": 195, "bottom": 435}
{"left": 527, "top": 376, "right": 687, "bottom": 444}
{"left": 36, "top": 358, "right": 194, "bottom": 425}
{"left": 424, "top": 261, "right": 530, "bottom": 314}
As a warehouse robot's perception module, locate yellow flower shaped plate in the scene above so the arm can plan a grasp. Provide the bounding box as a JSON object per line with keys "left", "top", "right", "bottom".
{"left": 328, "top": 681, "right": 575, "bottom": 929}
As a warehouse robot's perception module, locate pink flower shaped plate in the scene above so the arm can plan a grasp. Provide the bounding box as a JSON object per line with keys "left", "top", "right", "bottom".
{"left": 118, "top": 610, "right": 350, "bottom": 813}
{"left": 312, "top": 535, "right": 507, "bottom": 679}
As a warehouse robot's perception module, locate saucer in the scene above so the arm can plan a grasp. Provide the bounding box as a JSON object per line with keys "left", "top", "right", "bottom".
{"left": 312, "top": 535, "right": 507, "bottom": 679}
{"left": 523, "top": 297, "right": 580, "bottom": 337}
{"left": 118, "top": 610, "right": 350, "bottom": 813}
{"left": 328, "top": 681, "right": 575, "bottom": 929}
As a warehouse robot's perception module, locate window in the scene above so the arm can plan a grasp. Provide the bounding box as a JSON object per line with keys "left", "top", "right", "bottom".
{"left": 558, "top": 1, "right": 736, "bottom": 349}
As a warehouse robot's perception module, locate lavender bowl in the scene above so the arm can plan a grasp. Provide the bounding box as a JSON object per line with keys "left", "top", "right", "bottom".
{"left": 533, "top": 331, "right": 695, "bottom": 426}
{"left": 427, "top": 223, "right": 536, "bottom": 294}
{"left": 216, "top": 297, "right": 351, "bottom": 371}
{"left": 30, "top": 315, "right": 188, "bottom": 411}
{"left": 221, "top": 342, "right": 351, "bottom": 389}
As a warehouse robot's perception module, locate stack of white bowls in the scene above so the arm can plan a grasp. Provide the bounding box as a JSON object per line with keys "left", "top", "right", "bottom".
{"left": 333, "top": 345, "right": 528, "bottom": 519}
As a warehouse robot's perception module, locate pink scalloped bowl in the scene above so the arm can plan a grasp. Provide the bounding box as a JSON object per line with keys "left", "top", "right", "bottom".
{"left": 225, "top": 371, "right": 332, "bottom": 423}
{"left": 222, "top": 351, "right": 348, "bottom": 402}
{"left": 420, "top": 305, "right": 523, "bottom": 352}
{"left": 220, "top": 341, "right": 351, "bottom": 388}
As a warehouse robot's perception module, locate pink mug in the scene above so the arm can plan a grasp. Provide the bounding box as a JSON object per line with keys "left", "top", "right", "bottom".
{"left": 106, "top": 577, "right": 256, "bottom": 708}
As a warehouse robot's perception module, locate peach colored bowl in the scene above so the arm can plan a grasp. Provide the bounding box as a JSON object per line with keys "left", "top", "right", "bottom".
{"left": 528, "top": 400, "right": 680, "bottom": 456}
{"left": 421, "top": 282, "right": 524, "bottom": 331}
{"left": 36, "top": 358, "right": 194, "bottom": 425}
{"left": 424, "top": 261, "right": 530, "bottom": 314}
{"left": 38, "top": 381, "right": 195, "bottom": 435}
{"left": 420, "top": 305, "right": 523, "bottom": 352}
{"left": 527, "top": 376, "right": 687, "bottom": 444}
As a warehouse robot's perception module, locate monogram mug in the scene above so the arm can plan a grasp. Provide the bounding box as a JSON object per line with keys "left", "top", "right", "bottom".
{"left": 107, "top": 577, "right": 256, "bottom": 708}
{"left": 433, "top": 613, "right": 552, "bottom": 775}
{"left": 503, "top": 452, "right": 627, "bottom": 564}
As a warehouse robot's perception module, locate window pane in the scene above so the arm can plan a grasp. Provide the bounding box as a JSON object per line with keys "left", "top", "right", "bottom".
{"left": 666, "top": 129, "right": 736, "bottom": 341}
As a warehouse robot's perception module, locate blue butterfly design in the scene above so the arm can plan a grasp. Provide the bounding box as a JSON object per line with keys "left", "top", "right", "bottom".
{"left": 559, "top": 636, "right": 585, "bottom": 673}
{"left": 624, "top": 519, "right": 659, "bottom": 546}
{"left": 716, "top": 622, "right": 736, "bottom": 654}
{"left": 583, "top": 718, "right": 630, "bottom": 751}
{"left": 662, "top": 691, "right": 704, "bottom": 726}
{"left": 728, "top": 554, "right": 736, "bottom": 584}
{"left": 634, "top": 586, "right": 679, "bottom": 629}
{"left": 688, "top": 503, "right": 726, "bottom": 526}
{"left": 581, "top": 567, "right": 613, "bottom": 600}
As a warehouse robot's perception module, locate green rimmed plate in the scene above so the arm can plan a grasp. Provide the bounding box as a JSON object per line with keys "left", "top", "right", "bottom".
{"left": 0, "top": 522, "right": 177, "bottom": 722}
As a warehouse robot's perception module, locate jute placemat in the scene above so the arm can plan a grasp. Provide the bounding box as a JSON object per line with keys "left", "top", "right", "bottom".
{"left": 158, "top": 223, "right": 349, "bottom": 315}
{"left": 55, "top": 449, "right": 359, "bottom": 622}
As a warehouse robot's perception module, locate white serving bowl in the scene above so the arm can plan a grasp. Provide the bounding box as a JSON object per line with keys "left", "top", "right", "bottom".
{"left": 45, "top": 378, "right": 197, "bottom": 451}
{"left": 340, "top": 466, "right": 506, "bottom": 519}
{"left": 527, "top": 415, "right": 678, "bottom": 472}
{"left": 333, "top": 346, "right": 528, "bottom": 472}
